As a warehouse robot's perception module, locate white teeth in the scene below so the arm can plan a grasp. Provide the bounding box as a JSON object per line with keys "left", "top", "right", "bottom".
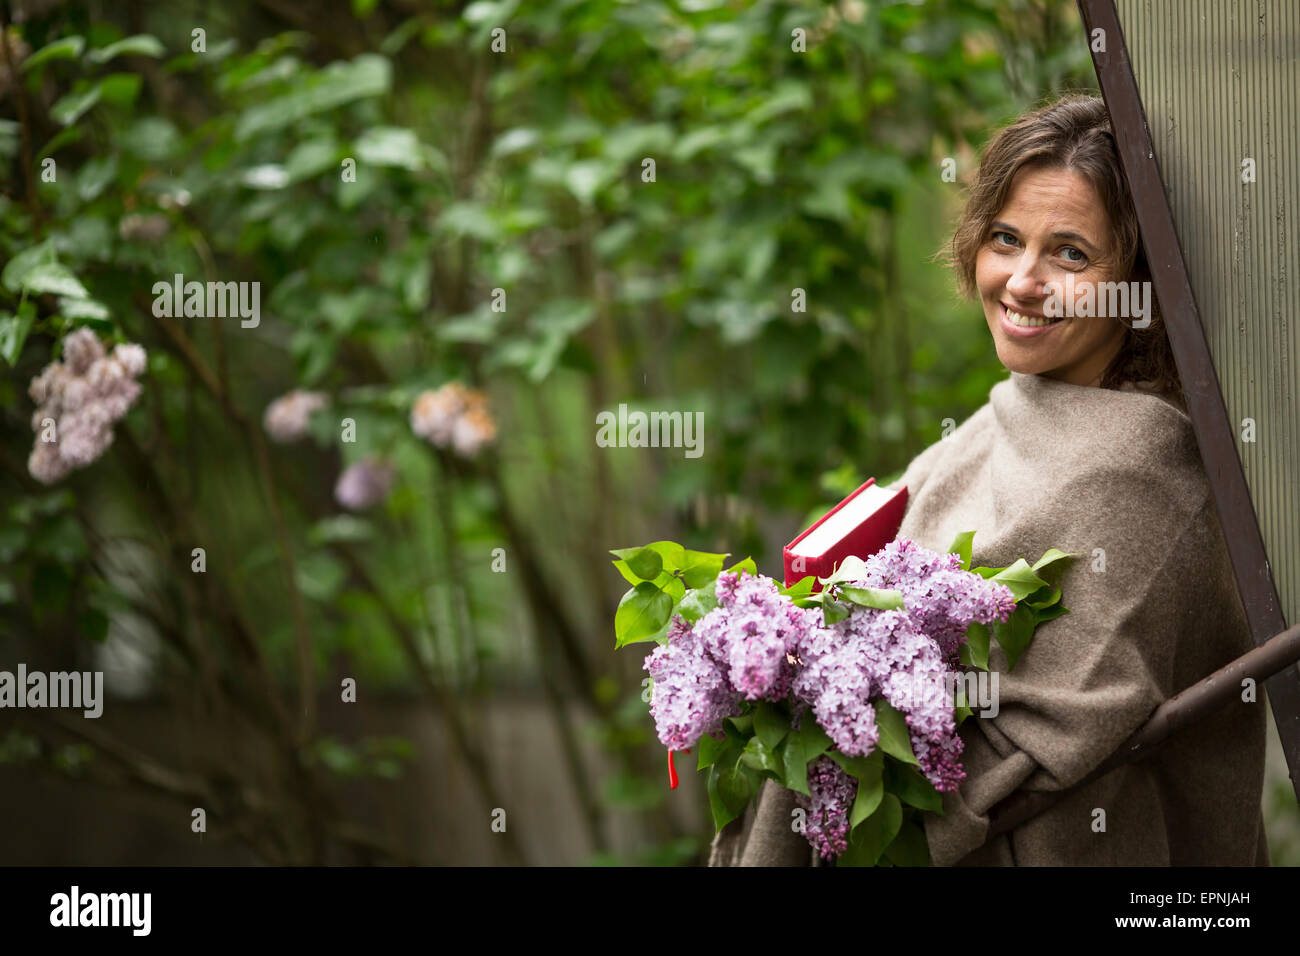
{"left": 1005, "top": 307, "right": 1057, "bottom": 328}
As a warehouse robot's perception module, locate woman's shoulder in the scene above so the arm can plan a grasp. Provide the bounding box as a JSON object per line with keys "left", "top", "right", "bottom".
{"left": 995, "top": 372, "right": 1205, "bottom": 492}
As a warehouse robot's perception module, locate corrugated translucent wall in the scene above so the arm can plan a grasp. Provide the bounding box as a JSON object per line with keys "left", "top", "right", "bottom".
{"left": 1118, "top": 0, "right": 1299, "bottom": 627}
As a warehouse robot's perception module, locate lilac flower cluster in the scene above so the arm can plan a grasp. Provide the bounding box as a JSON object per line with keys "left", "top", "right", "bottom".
{"left": 28, "top": 328, "right": 147, "bottom": 484}
{"left": 263, "top": 389, "right": 327, "bottom": 443}
{"left": 643, "top": 571, "right": 822, "bottom": 751}
{"left": 410, "top": 383, "right": 497, "bottom": 458}
{"left": 798, "top": 603, "right": 965, "bottom": 791}
{"left": 334, "top": 457, "right": 395, "bottom": 511}
{"left": 853, "top": 539, "right": 1018, "bottom": 664}
{"left": 643, "top": 539, "right": 1016, "bottom": 805}
{"left": 795, "top": 756, "right": 858, "bottom": 860}
{"left": 796, "top": 540, "right": 1014, "bottom": 792}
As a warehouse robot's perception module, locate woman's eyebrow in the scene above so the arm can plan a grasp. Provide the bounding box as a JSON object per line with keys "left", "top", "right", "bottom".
{"left": 991, "top": 220, "right": 1099, "bottom": 253}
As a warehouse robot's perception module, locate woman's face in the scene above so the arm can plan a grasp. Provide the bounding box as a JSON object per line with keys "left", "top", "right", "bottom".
{"left": 974, "top": 165, "right": 1128, "bottom": 386}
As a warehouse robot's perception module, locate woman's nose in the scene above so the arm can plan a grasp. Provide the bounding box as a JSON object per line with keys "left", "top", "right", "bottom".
{"left": 1005, "top": 258, "right": 1047, "bottom": 300}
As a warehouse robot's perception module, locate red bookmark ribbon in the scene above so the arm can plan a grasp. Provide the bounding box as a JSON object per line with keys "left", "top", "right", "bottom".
{"left": 667, "top": 748, "right": 691, "bottom": 789}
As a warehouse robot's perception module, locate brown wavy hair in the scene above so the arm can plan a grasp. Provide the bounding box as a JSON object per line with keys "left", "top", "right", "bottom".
{"left": 944, "top": 92, "right": 1184, "bottom": 407}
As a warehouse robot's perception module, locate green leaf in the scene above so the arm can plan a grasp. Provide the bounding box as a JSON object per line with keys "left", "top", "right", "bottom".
{"left": 783, "top": 719, "right": 831, "bottom": 797}
{"left": 836, "top": 793, "right": 902, "bottom": 866}
{"left": 613, "top": 582, "right": 674, "bottom": 648}
{"left": 947, "top": 530, "right": 975, "bottom": 570}
{"left": 354, "top": 126, "right": 424, "bottom": 170}
{"left": 284, "top": 138, "right": 340, "bottom": 183}
{"left": 623, "top": 547, "right": 663, "bottom": 581}
{"left": 753, "top": 701, "right": 790, "bottom": 751}
{"left": 961, "top": 621, "right": 990, "bottom": 670}
{"left": 98, "top": 73, "right": 143, "bottom": 107}
{"left": 609, "top": 558, "right": 640, "bottom": 588}
{"left": 642, "top": 541, "right": 687, "bottom": 570}
{"left": 838, "top": 584, "right": 905, "bottom": 610}
{"left": 611, "top": 560, "right": 680, "bottom": 599}
{"left": 991, "top": 604, "right": 1036, "bottom": 671}
{"left": 295, "top": 551, "right": 346, "bottom": 602}
{"left": 848, "top": 750, "right": 885, "bottom": 828}
{"left": 781, "top": 734, "right": 808, "bottom": 796}
{"left": 21, "top": 36, "right": 86, "bottom": 73}
{"left": 1022, "top": 584, "right": 1061, "bottom": 609}
{"left": 75, "top": 155, "right": 119, "bottom": 200}
{"left": 778, "top": 575, "right": 816, "bottom": 600}
{"left": 676, "top": 585, "right": 718, "bottom": 623}
{"left": 988, "top": 559, "right": 1050, "bottom": 602}
{"left": 872, "top": 700, "right": 920, "bottom": 766}
{"left": 308, "top": 515, "right": 375, "bottom": 545}
{"left": 1034, "top": 603, "right": 1070, "bottom": 625}
{"left": 679, "top": 549, "right": 726, "bottom": 589}
{"left": 821, "top": 598, "right": 851, "bottom": 625}
{"left": 726, "top": 556, "right": 757, "bottom": 577}
{"left": 59, "top": 297, "right": 110, "bottom": 321}
{"left": 0, "top": 304, "right": 36, "bottom": 366}
{"left": 642, "top": 612, "right": 677, "bottom": 647}
{"left": 885, "top": 759, "right": 943, "bottom": 813}
{"left": 87, "top": 35, "right": 166, "bottom": 63}
{"left": 50, "top": 84, "right": 103, "bottom": 126}
{"left": 817, "top": 554, "right": 871, "bottom": 587}
{"left": 242, "top": 164, "right": 289, "bottom": 189}
{"left": 797, "top": 721, "right": 831, "bottom": 762}
{"left": 707, "top": 763, "right": 753, "bottom": 832}
{"left": 881, "top": 815, "right": 931, "bottom": 866}
{"left": 696, "top": 732, "right": 733, "bottom": 771}
{"left": 706, "top": 766, "right": 732, "bottom": 831}
{"left": 715, "top": 764, "right": 758, "bottom": 818}
{"left": 723, "top": 714, "right": 753, "bottom": 737}
{"left": 120, "top": 118, "right": 180, "bottom": 161}
{"left": 1031, "top": 548, "right": 1075, "bottom": 579}
{"left": 235, "top": 54, "right": 392, "bottom": 141}
{"left": 17, "top": 262, "right": 88, "bottom": 298}
{"left": 740, "top": 735, "right": 780, "bottom": 774}
{"left": 38, "top": 126, "right": 83, "bottom": 160}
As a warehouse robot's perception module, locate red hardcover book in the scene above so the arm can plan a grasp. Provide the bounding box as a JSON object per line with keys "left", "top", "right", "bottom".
{"left": 783, "top": 478, "right": 908, "bottom": 590}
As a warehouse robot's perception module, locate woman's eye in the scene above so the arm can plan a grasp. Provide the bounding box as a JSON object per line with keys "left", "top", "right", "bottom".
{"left": 1060, "top": 246, "right": 1086, "bottom": 263}
{"left": 992, "top": 231, "right": 1017, "bottom": 246}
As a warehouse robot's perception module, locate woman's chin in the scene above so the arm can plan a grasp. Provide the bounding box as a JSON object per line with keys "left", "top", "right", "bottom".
{"left": 992, "top": 342, "right": 1051, "bottom": 376}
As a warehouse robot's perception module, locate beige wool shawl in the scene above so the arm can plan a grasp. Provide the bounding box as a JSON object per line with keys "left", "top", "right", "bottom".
{"left": 708, "top": 371, "right": 1269, "bottom": 866}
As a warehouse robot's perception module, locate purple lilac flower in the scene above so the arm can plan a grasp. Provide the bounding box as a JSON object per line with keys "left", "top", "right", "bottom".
{"left": 639, "top": 543, "right": 1017, "bottom": 798}
{"left": 334, "top": 457, "right": 395, "bottom": 511}
{"left": 27, "top": 329, "right": 147, "bottom": 484}
{"left": 808, "top": 539, "right": 1015, "bottom": 792}
{"left": 642, "top": 571, "right": 822, "bottom": 750}
{"left": 697, "top": 571, "right": 821, "bottom": 701}
{"left": 795, "top": 755, "right": 858, "bottom": 859}
{"left": 643, "top": 616, "right": 739, "bottom": 751}
{"left": 263, "top": 389, "right": 327, "bottom": 443}
{"left": 853, "top": 539, "right": 1016, "bottom": 664}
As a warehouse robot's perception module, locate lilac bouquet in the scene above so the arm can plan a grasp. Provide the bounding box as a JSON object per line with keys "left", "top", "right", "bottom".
{"left": 611, "top": 534, "right": 1072, "bottom": 866}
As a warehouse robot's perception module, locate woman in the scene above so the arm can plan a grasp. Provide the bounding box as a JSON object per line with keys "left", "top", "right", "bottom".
{"left": 709, "top": 93, "right": 1270, "bottom": 866}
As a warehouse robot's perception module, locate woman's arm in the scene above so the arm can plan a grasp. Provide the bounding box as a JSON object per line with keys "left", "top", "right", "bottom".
{"left": 925, "top": 493, "right": 1237, "bottom": 864}
{"left": 707, "top": 779, "right": 816, "bottom": 866}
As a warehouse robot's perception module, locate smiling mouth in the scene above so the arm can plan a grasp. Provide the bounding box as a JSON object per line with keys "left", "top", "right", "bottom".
{"left": 1002, "top": 303, "right": 1063, "bottom": 328}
